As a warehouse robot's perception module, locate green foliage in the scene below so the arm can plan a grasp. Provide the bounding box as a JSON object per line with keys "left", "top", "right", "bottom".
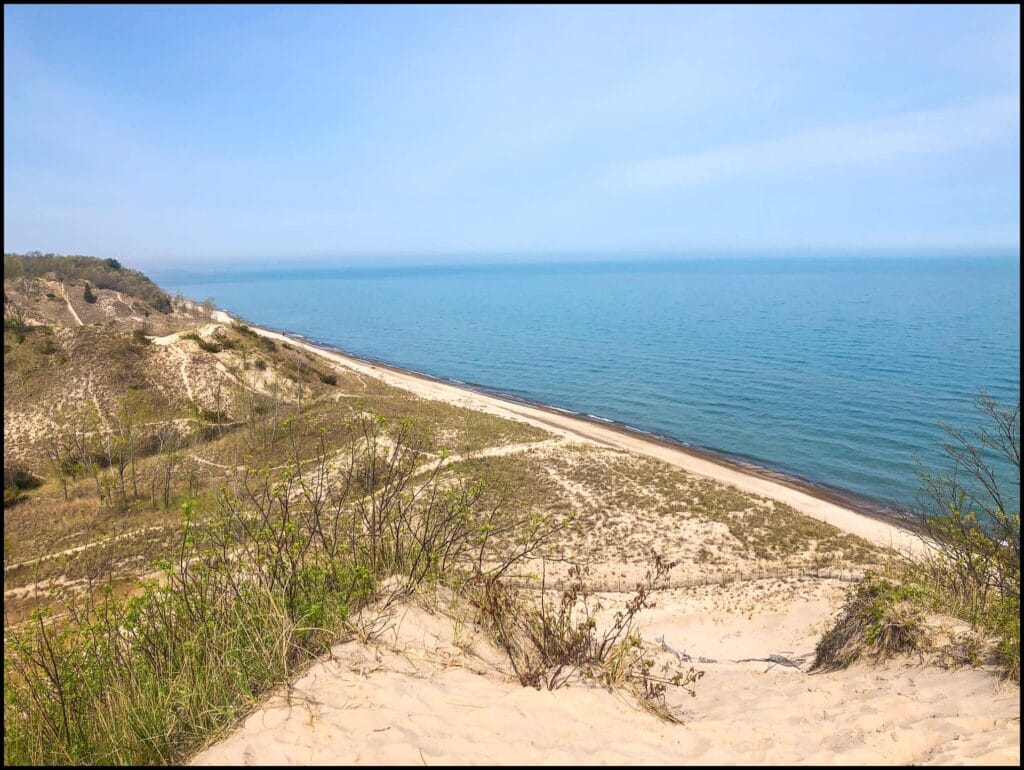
{"left": 318, "top": 372, "right": 338, "bottom": 386}
{"left": 3, "top": 252, "right": 172, "bottom": 313}
{"left": 812, "top": 577, "right": 925, "bottom": 671}
{"left": 3, "top": 547, "right": 373, "bottom": 764}
{"left": 82, "top": 282, "right": 97, "bottom": 304}
{"left": 5, "top": 315, "right": 28, "bottom": 343}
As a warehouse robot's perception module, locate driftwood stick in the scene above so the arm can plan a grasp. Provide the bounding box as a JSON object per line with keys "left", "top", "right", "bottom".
{"left": 732, "top": 654, "right": 806, "bottom": 670}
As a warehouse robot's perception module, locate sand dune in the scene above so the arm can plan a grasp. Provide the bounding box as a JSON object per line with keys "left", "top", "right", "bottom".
{"left": 192, "top": 581, "right": 1019, "bottom": 765}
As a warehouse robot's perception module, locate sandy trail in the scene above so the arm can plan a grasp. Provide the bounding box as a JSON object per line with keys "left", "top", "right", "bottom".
{"left": 60, "top": 283, "right": 83, "bottom": 326}
{"left": 170, "top": 345, "right": 196, "bottom": 404}
{"left": 4, "top": 525, "right": 169, "bottom": 574}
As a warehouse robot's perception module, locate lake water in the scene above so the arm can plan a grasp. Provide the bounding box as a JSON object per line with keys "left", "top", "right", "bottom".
{"left": 154, "top": 256, "right": 1020, "bottom": 514}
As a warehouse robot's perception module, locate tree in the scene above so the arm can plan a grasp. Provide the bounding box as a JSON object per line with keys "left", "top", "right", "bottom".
{"left": 83, "top": 282, "right": 97, "bottom": 304}
{"left": 917, "top": 393, "right": 1020, "bottom": 609}
{"left": 153, "top": 421, "right": 185, "bottom": 508}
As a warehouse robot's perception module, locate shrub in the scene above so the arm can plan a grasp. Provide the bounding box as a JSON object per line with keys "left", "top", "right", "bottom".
{"left": 83, "top": 282, "right": 97, "bottom": 303}
{"left": 131, "top": 328, "right": 151, "bottom": 346}
{"left": 182, "top": 332, "right": 221, "bottom": 354}
{"left": 213, "top": 332, "right": 237, "bottom": 350}
{"left": 471, "top": 555, "right": 702, "bottom": 720}
{"left": 3, "top": 466, "right": 43, "bottom": 508}
{"left": 4, "top": 317, "right": 25, "bottom": 330}
{"left": 319, "top": 372, "right": 338, "bottom": 386}
{"left": 194, "top": 406, "right": 228, "bottom": 424}
{"left": 231, "top": 321, "right": 258, "bottom": 337}
{"left": 812, "top": 578, "right": 926, "bottom": 671}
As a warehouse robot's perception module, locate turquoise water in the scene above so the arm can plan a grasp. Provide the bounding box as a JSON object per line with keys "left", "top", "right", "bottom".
{"left": 154, "top": 256, "right": 1020, "bottom": 513}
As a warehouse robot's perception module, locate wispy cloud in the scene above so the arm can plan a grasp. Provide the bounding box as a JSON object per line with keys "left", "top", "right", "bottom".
{"left": 610, "top": 95, "right": 1020, "bottom": 190}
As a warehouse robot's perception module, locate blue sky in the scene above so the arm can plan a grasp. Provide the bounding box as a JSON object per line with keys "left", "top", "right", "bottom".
{"left": 3, "top": 4, "right": 1020, "bottom": 267}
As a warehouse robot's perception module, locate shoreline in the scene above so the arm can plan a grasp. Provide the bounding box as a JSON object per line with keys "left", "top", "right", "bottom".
{"left": 210, "top": 308, "right": 925, "bottom": 555}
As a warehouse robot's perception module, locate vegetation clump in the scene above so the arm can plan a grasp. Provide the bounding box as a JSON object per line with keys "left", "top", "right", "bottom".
{"left": 4, "top": 252, "right": 172, "bottom": 313}
{"left": 3, "top": 465, "right": 43, "bottom": 508}
{"left": 814, "top": 394, "right": 1020, "bottom": 680}
{"left": 812, "top": 578, "right": 926, "bottom": 670}
{"left": 471, "top": 555, "right": 703, "bottom": 721}
{"left": 182, "top": 331, "right": 222, "bottom": 354}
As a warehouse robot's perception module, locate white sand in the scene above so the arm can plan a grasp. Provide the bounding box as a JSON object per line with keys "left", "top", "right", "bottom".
{"left": 192, "top": 582, "right": 1019, "bottom": 765}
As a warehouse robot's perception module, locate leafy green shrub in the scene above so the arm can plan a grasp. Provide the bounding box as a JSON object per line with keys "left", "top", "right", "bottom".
{"left": 319, "top": 372, "right": 338, "bottom": 386}
{"left": 915, "top": 394, "right": 1019, "bottom": 678}
{"left": 83, "top": 282, "right": 97, "bottom": 303}
{"left": 813, "top": 578, "right": 926, "bottom": 671}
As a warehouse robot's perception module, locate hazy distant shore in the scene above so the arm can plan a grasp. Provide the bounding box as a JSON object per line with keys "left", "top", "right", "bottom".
{"left": 208, "top": 307, "right": 924, "bottom": 555}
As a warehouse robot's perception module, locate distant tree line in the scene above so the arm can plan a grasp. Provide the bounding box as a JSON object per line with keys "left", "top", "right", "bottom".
{"left": 3, "top": 252, "right": 172, "bottom": 313}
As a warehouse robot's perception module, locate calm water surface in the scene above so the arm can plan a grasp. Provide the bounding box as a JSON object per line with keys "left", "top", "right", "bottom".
{"left": 154, "top": 257, "right": 1020, "bottom": 513}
